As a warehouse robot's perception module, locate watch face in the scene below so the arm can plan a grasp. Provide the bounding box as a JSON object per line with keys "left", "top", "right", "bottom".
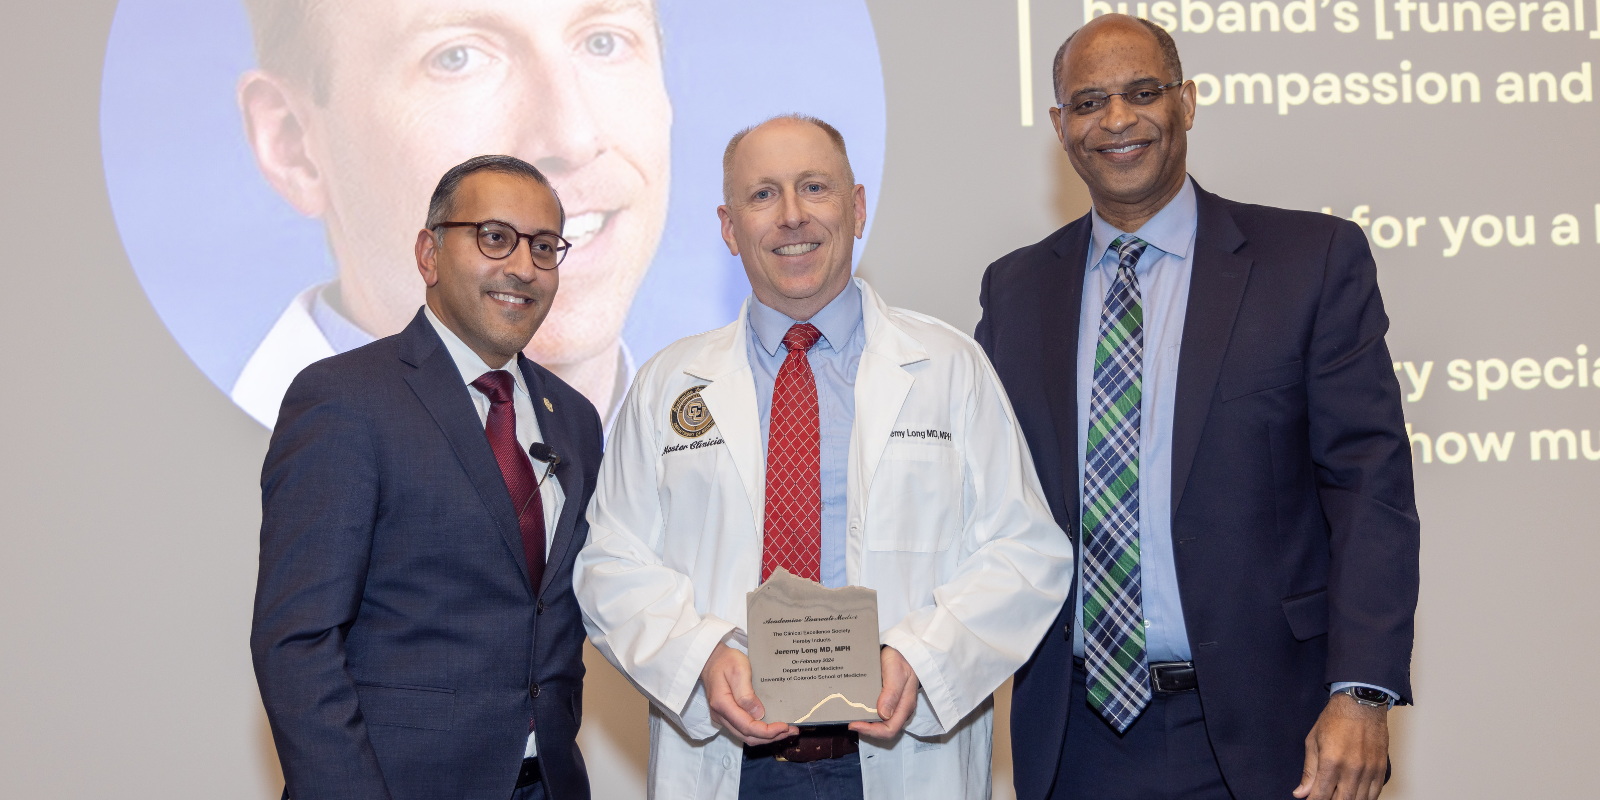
{"left": 1350, "top": 687, "right": 1390, "bottom": 705}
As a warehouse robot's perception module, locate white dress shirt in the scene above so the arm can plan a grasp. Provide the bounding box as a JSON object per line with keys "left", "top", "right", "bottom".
{"left": 423, "top": 304, "right": 563, "bottom": 757}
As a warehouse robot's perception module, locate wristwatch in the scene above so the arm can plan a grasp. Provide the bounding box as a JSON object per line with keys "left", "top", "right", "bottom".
{"left": 1334, "top": 686, "right": 1395, "bottom": 710}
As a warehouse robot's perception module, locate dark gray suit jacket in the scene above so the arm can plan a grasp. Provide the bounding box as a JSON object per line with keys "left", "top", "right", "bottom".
{"left": 978, "top": 184, "right": 1420, "bottom": 800}
{"left": 252, "top": 308, "right": 601, "bottom": 800}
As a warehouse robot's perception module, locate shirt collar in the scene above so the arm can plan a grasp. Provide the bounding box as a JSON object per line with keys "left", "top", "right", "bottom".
{"left": 748, "top": 279, "right": 864, "bottom": 358}
{"left": 1089, "top": 175, "right": 1198, "bottom": 268}
{"left": 423, "top": 303, "right": 530, "bottom": 397}
{"left": 311, "top": 281, "right": 378, "bottom": 355}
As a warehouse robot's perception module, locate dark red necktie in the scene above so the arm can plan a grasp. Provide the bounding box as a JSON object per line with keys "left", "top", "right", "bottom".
{"left": 762, "top": 323, "right": 823, "bottom": 583}
{"left": 470, "top": 370, "right": 546, "bottom": 593}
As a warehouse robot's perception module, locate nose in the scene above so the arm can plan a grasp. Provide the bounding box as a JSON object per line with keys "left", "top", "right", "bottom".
{"left": 1100, "top": 94, "right": 1139, "bottom": 135}
{"left": 778, "top": 189, "right": 808, "bottom": 230}
{"left": 514, "top": 51, "right": 605, "bottom": 177}
{"left": 502, "top": 240, "right": 540, "bottom": 284}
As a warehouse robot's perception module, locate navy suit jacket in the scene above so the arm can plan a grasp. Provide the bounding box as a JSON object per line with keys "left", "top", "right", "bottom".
{"left": 976, "top": 185, "right": 1420, "bottom": 800}
{"left": 252, "top": 309, "right": 601, "bottom": 800}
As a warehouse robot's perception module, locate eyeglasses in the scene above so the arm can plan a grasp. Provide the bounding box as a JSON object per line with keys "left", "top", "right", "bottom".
{"left": 435, "top": 220, "right": 570, "bottom": 270}
{"left": 1058, "top": 81, "right": 1184, "bottom": 116}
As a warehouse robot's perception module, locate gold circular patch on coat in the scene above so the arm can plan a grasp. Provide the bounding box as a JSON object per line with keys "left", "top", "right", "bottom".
{"left": 670, "top": 385, "right": 715, "bottom": 438}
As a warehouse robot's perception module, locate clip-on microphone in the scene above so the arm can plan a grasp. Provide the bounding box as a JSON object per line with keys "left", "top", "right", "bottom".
{"left": 516, "top": 442, "right": 562, "bottom": 522}
{"left": 527, "top": 442, "right": 562, "bottom": 488}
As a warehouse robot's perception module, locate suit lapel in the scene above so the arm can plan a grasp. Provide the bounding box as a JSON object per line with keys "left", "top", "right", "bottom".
{"left": 399, "top": 311, "right": 532, "bottom": 592}
{"left": 521, "top": 356, "right": 585, "bottom": 597}
{"left": 1170, "top": 188, "right": 1252, "bottom": 518}
{"left": 1046, "top": 218, "right": 1092, "bottom": 540}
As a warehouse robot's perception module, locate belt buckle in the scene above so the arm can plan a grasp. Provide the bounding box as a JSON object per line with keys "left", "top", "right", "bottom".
{"left": 1150, "top": 662, "right": 1171, "bottom": 691}
{"left": 1149, "top": 661, "right": 1194, "bottom": 693}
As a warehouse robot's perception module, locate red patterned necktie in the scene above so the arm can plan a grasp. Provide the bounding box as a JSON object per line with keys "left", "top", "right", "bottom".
{"left": 470, "top": 370, "right": 546, "bottom": 593}
{"left": 762, "top": 323, "right": 824, "bottom": 583}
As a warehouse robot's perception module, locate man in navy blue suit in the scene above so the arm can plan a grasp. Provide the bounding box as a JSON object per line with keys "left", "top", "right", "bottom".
{"left": 252, "top": 155, "right": 602, "bottom": 800}
{"left": 977, "top": 15, "right": 1420, "bottom": 800}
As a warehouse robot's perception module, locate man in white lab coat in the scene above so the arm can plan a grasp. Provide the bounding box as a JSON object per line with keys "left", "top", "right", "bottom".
{"left": 574, "top": 114, "right": 1074, "bottom": 800}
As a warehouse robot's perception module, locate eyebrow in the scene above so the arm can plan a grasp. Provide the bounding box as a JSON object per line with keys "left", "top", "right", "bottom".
{"left": 402, "top": 0, "right": 656, "bottom": 39}
{"left": 745, "top": 170, "right": 837, "bottom": 190}
{"left": 580, "top": 0, "right": 657, "bottom": 19}
{"left": 1068, "top": 75, "right": 1164, "bottom": 100}
{"left": 475, "top": 220, "right": 564, "bottom": 239}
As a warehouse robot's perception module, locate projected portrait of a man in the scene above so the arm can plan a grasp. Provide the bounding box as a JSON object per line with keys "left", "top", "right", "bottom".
{"left": 99, "top": 0, "right": 886, "bottom": 432}
{"left": 233, "top": 0, "right": 672, "bottom": 426}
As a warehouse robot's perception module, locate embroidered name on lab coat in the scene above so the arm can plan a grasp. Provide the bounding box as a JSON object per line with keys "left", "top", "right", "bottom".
{"left": 663, "top": 437, "right": 724, "bottom": 456}
{"left": 890, "top": 428, "right": 952, "bottom": 442}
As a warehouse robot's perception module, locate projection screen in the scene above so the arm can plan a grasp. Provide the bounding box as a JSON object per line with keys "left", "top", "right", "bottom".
{"left": 0, "top": 0, "right": 1593, "bottom": 797}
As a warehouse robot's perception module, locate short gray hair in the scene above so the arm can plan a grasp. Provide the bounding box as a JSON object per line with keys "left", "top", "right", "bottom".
{"left": 1053, "top": 17, "right": 1183, "bottom": 103}
{"left": 722, "top": 114, "right": 855, "bottom": 204}
{"left": 426, "top": 155, "right": 565, "bottom": 233}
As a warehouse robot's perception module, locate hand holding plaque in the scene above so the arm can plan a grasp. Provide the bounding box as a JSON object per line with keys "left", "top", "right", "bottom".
{"left": 746, "top": 568, "right": 884, "bottom": 725}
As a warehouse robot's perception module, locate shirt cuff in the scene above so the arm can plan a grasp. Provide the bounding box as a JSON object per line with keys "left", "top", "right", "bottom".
{"left": 1329, "top": 682, "right": 1399, "bottom": 704}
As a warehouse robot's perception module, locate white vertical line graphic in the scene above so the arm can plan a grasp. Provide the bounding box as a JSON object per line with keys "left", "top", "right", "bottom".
{"left": 1019, "top": 0, "right": 1035, "bottom": 126}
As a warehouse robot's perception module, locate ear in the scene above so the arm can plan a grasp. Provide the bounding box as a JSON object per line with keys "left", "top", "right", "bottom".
{"left": 1178, "top": 79, "right": 1198, "bottom": 131}
{"left": 717, "top": 205, "right": 740, "bottom": 256}
{"left": 238, "top": 70, "right": 328, "bottom": 218}
{"left": 852, "top": 184, "right": 867, "bottom": 238}
{"left": 416, "top": 228, "right": 441, "bottom": 288}
{"left": 1048, "top": 104, "right": 1067, "bottom": 146}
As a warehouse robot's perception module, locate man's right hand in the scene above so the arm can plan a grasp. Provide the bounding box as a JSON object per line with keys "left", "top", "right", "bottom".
{"left": 701, "top": 643, "right": 799, "bottom": 746}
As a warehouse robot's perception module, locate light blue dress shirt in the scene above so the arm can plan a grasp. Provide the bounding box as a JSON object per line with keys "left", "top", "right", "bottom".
{"left": 1073, "top": 177, "right": 1198, "bottom": 664}
{"left": 1070, "top": 178, "right": 1395, "bottom": 702}
{"left": 747, "top": 281, "right": 865, "bottom": 589}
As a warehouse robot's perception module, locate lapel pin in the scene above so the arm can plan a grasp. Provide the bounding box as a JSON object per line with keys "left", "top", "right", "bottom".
{"left": 543, "top": 398, "right": 554, "bottom": 412}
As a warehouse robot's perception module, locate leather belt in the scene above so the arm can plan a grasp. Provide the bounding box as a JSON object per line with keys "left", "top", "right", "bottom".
{"left": 744, "top": 726, "right": 859, "bottom": 763}
{"left": 1074, "top": 657, "right": 1198, "bottom": 693}
{"left": 515, "top": 757, "right": 543, "bottom": 788}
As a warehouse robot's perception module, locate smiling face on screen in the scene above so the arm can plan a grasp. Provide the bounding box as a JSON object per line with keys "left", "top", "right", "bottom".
{"left": 240, "top": 0, "right": 671, "bottom": 368}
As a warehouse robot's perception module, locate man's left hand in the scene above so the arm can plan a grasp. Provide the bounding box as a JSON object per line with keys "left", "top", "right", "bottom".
{"left": 848, "top": 646, "right": 919, "bottom": 741}
{"left": 1293, "top": 692, "right": 1390, "bottom": 800}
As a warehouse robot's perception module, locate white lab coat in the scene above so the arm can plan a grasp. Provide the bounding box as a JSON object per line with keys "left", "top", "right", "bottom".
{"left": 575, "top": 279, "right": 1073, "bottom": 800}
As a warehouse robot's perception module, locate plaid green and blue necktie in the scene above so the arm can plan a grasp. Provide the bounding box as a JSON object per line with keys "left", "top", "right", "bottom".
{"left": 1083, "top": 235, "right": 1150, "bottom": 733}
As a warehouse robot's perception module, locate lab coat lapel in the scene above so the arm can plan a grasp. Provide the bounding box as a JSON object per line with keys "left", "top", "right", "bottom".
{"left": 520, "top": 355, "right": 583, "bottom": 597}
{"left": 848, "top": 281, "right": 929, "bottom": 582}
{"left": 399, "top": 311, "right": 532, "bottom": 593}
{"left": 684, "top": 302, "right": 766, "bottom": 537}
{"left": 852, "top": 281, "right": 928, "bottom": 495}
{"left": 1171, "top": 186, "right": 1252, "bottom": 519}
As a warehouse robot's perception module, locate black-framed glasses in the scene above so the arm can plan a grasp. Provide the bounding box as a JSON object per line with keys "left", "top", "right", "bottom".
{"left": 435, "top": 220, "right": 570, "bottom": 269}
{"left": 1058, "top": 80, "right": 1185, "bottom": 116}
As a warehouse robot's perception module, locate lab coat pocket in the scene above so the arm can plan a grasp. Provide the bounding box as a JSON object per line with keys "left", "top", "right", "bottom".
{"left": 865, "top": 442, "right": 962, "bottom": 552}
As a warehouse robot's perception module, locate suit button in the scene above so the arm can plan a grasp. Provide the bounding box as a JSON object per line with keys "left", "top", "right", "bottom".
{"left": 537, "top": 599, "right": 546, "bottom": 615}
{"left": 529, "top": 683, "right": 541, "bottom": 699}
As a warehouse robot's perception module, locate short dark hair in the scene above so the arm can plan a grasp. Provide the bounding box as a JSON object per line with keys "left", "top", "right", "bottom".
{"left": 722, "top": 114, "right": 855, "bottom": 204}
{"left": 426, "top": 155, "right": 566, "bottom": 233}
{"left": 1053, "top": 17, "right": 1184, "bottom": 103}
